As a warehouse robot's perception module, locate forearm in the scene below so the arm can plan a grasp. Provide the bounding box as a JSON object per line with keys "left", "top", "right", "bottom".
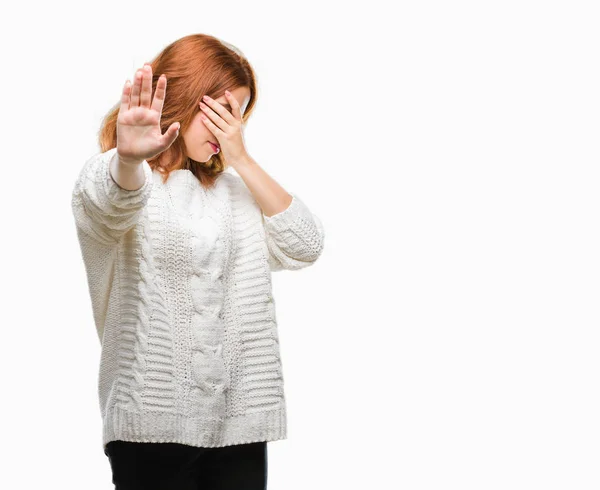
{"left": 231, "top": 154, "right": 293, "bottom": 218}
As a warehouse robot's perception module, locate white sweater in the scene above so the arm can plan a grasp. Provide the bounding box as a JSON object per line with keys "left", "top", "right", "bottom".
{"left": 71, "top": 148, "right": 325, "bottom": 451}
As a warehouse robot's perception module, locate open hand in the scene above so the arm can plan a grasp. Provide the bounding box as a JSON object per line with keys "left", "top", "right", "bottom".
{"left": 116, "top": 64, "right": 180, "bottom": 164}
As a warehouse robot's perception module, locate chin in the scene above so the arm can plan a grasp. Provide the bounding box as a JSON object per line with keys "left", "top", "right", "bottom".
{"left": 190, "top": 150, "right": 213, "bottom": 163}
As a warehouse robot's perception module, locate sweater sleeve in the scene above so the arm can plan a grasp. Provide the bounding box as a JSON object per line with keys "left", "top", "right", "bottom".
{"left": 262, "top": 192, "right": 325, "bottom": 272}
{"left": 71, "top": 148, "right": 154, "bottom": 246}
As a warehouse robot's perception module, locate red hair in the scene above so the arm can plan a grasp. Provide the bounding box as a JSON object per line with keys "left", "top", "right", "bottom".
{"left": 98, "top": 33, "right": 258, "bottom": 189}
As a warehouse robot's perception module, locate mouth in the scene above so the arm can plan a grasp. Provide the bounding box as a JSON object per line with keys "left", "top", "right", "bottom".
{"left": 208, "top": 141, "right": 220, "bottom": 153}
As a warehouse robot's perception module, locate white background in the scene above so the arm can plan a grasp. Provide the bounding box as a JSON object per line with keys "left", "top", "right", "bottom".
{"left": 1, "top": 1, "right": 598, "bottom": 488}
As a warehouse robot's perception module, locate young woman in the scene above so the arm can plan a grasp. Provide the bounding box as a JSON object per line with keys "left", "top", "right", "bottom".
{"left": 71, "top": 33, "right": 325, "bottom": 490}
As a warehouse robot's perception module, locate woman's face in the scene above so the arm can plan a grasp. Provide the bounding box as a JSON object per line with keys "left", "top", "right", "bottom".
{"left": 183, "top": 86, "right": 251, "bottom": 163}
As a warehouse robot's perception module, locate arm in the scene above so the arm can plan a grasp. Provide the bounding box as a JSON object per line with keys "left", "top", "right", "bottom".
{"left": 230, "top": 154, "right": 325, "bottom": 272}
{"left": 71, "top": 147, "right": 154, "bottom": 246}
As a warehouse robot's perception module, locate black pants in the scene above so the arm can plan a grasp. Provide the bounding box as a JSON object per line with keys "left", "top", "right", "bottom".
{"left": 104, "top": 440, "right": 268, "bottom": 490}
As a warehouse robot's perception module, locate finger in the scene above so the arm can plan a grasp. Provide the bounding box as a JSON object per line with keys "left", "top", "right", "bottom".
{"left": 201, "top": 95, "right": 235, "bottom": 125}
{"left": 199, "top": 103, "right": 227, "bottom": 132}
{"left": 151, "top": 74, "right": 167, "bottom": 115}
{"left": 130, "top": 69, "right": 143, "bottom": 107}
{"left": 119, "top": 79, "right": 132, "bottom": 114}
{"left": 160, "top": 121, "right": 181, "bottom": 149}
{"left": 140, "top": 64, "right": 152, "bottom": 108}
{"left": 200, "top": 112, "right": 225, "bottom": 138}
{"left": 225, "top": 90, "right": 242, "bottom": 121}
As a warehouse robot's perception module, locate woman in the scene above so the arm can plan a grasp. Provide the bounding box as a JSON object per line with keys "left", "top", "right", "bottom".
{"left": 71, "top": 33, "right": 325, "bottom": 490}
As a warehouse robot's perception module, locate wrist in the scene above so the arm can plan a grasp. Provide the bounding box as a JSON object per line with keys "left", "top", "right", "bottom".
{"left": 230, "top": 152, "right": 255, "bottom": 170}
{"left": 117, "top": 151, "right": 143, "bottom": 167}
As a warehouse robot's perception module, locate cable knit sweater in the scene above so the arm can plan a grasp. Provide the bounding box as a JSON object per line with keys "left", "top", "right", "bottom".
{"left": 71, "top": 147, "right": 325, "bottom": 452}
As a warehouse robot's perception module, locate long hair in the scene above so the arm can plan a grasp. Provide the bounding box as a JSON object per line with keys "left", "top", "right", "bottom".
{"left": 98, "top": 33, "right": 258, "bottom": 189}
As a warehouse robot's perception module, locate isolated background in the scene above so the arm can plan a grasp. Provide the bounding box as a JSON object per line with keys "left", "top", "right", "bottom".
{"left": 1, "top": 1, "right": 598, "bottom": 488}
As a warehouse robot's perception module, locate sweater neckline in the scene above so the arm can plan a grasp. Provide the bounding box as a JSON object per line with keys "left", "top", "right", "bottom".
{"left": 153, "top": 166, "right": 237, "bottom": 182}
{"left": 158, "top": 166, "right": 237, "bottom": 174}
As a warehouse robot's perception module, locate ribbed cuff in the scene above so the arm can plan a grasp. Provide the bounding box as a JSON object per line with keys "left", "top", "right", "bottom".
{"left": 262, "top": 193, "right": 304, "bottom": 233}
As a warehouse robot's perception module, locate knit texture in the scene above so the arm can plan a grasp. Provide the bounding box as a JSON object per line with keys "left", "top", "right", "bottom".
{"left": 71, "top": 148, "right": 325, "bottom": 452}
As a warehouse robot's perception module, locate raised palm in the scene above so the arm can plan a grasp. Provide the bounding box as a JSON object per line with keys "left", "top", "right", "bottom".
{"left": 116, "top": 64, "right": 180, "bottom": 163}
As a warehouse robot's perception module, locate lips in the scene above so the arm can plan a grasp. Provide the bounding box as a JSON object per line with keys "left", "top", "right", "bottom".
{"left": 208, "top": 141, "right": 220, "bottom": 153}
